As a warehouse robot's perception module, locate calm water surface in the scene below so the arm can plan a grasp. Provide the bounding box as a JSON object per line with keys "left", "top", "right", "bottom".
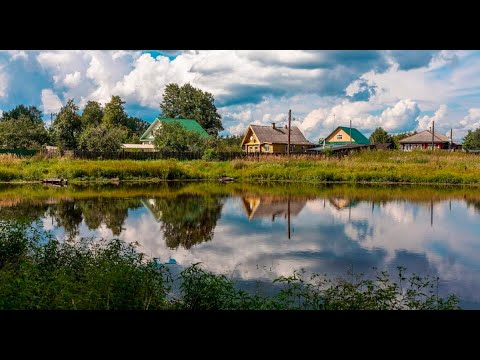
{"left": 2, "top": 182, "right": 480, "bottom": 308}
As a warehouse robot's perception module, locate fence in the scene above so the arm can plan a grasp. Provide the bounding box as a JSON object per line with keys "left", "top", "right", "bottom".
{"left": 71, "top": 150, "right": 329, "bottom": 161}
{"left": 0, "top": 149, "right": 37, "bottom": 156}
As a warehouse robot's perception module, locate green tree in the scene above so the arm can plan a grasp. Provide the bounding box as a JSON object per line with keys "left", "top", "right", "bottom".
{"left": 463, "top": 128, "right": 480, "bottom": 150}
{"left": 392, "top": 131, "right": 417, "bottom": 149}
{"left": 153, "top": 121, "right": 207, "bottom": 152}
{"left": 1, "top": 105, "right": 43, "bottom": 124}
{"left": 160, "top": 83, "right": 223, "bottom": 136}
{"left": 51, "top": 99, "right": 82, "bottom": 150}
{"left": 103, "top": 95, "right": 128, "bottom": 127}
{"left": 369, "top": 127, "right": 393, "bottom": 145}
{"left": 78, "top": 123, "right": 127, "bottom": 152}
{"left": 0, "top": 115, "right": 49, "bottom": 149}
{"left": 81, "top": 101, "right": 104, "bottom": 128}
{"left": 123, "top": 116, "right": 150, "bottom": 143}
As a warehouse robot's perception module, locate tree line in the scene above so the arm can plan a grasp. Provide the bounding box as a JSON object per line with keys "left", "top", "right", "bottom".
{"left": 0, "top": 97, "right": 150, "bottom": 151}
{"left": 0, "top": 83, "right": 242, "bottom": 154}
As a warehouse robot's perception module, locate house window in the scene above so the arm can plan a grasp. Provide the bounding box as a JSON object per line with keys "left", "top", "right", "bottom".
{"left": 265, "top": 145, "right": 270, "bottom": 151}
{"left": 337, "top": 134, "right": 343, "bottom": 140}
{"left": 255, "top": 146, "right": 258, "bottom": 152}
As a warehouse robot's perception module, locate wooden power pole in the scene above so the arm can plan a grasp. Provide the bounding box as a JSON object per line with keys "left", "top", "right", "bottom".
{"left": 432, "top": 120, "right": 435, "bottom": 150}
{"left": 287, "top": 109, "right": 291, "bottom": 156}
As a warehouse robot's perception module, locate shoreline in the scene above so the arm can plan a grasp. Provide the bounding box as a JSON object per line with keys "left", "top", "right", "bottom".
{"left": 1, "top": 152, "right": 480, "bottom": 186}
{"left": 2, "top": 178, "right": 480, "bottom": 187}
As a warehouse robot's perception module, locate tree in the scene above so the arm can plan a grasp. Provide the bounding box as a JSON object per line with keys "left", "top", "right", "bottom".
{"left": 463, "top": 128, "right": 480, "bottom": 150}
{"left": 160, "top": 83, "right": 223, "bottom": 136}
{"left": 369, "top": 127, "right": 393, "bottom": 145}
{"left": 153, "top": 121, "right": 207, "bottom": 152}
{"left": 81, "top": 101, "right": 104, "bottom": 128}
{"left": 103, "top": 95, "right": 128, "bottom": 127}
{"left": 123, "top": 116, "right": 150, "bottom": 143}
{"left": 51, "top": 99, "right": 82, "bottom": 150}
{"left": 0, "top": 115, "right": 49, "bottom": 149}
{"left": 1, "top": 105, "right": 43, "bottom": 124}
{"left": 78, "top": 123, "right": 127, "bottom": 152}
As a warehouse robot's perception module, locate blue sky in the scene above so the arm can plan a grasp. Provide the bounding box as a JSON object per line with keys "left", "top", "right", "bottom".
{"left": 1, "top": 50, "right": 479, "bottom": 142}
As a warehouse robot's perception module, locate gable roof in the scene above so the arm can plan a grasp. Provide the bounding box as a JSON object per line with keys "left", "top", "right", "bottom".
{"left": 326, "top": 126, "right": 370, "bottom": 145}
{"left": 140, "top": 117, "right": 209, "bottom": 141}
{"left": 399, "top": 130, "right": 450, "bottom": 144}
{"left": 243, "top": 124, "right": 313, "bottom": 145}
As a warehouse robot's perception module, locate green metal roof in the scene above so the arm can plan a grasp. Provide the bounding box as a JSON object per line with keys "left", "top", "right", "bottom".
{"left": 326, "top": 126, "right": 370, "bottom": 145}
{"left": 140, "top": 117, "right": 209, "bottom": 140}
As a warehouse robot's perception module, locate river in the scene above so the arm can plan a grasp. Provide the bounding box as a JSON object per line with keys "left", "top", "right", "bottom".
{"left": 1, "top": 182, "right": 480, "bottom": 308}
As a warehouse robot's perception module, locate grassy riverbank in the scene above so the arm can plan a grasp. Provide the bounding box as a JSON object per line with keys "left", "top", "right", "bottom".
{"left": 1, "top": 150, "right": 480, "bottom": 184}
{"left": 0, "top": 221, "right": 459, "bottom": 310}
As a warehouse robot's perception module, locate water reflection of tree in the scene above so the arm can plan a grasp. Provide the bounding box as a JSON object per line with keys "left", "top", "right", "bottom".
{"left": 466, "top": 199, "right": 480, "bottom": 214}
{"left": 48, "top": 201, "right": 83, "bottom": 239}
{"left": 144, "top": 195, "right": 224, "bottom": 249}
{"left": 48, "top": 198, "right": 143, "bottom": 238}
{"left": 78, "top": 198, "right": 143, "bottom": 236}
{"left": 0, "top": 202, "right": 49, "bottom": 224}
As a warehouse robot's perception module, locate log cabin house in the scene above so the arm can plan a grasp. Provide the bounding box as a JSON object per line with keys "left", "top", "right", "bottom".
{"left": 240, "top": 123, "right": 315, "bottom": 154}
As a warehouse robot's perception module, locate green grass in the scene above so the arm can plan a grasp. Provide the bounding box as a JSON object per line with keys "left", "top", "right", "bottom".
{"left": 2, "top": 150, "right": 480, "bottom": 185}
{"left": 0, "top": 221, "right": 459, "bottom": 310}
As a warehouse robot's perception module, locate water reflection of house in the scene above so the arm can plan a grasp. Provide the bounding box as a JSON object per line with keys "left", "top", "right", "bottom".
{"left": 328, "top": 197, "right": 359, "bottom": 210}
{"left": 241, "top": 196, "right": 307, "bottom": 221}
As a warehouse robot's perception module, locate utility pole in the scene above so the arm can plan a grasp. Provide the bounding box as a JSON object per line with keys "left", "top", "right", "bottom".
{"left": 287, "top": 109, "right": 291, "bottom": 156}
{"left": 449, "top": 128, "right": 453, "bottom": 151}
{"left": 432, "top": 120, "right": 435, "bottom": 150}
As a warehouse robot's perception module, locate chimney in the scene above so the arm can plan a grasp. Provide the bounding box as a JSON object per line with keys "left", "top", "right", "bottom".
{"left": 272, "top": 122, "right": 276, "bottom": 129}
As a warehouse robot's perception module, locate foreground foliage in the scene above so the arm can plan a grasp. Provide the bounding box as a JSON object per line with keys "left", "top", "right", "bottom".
{"left": 0, "top": 222, "right": 459, "bottom": 310}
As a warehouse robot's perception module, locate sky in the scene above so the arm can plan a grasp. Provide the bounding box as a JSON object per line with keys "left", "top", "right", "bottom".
{"left": 1, "top": 50, "right": 479, "bottom": 142}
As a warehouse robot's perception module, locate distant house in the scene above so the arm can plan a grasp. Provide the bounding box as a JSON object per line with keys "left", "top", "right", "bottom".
{"left": 399, "top": 130, "right": 458, "bottom": 151}
{"left": 324, "top": 126, "right": 370, "bottom": 146}
{"left": 240, "top": 123, "right": 315, "bottom": 154}
{"left": 140, "top": 118, "right": 209, "bottom": 145}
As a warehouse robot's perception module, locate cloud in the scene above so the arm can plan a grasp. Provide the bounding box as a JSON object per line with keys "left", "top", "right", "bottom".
{"left": 388, "top": 50, "right": 439, "bottom": 70}
{"left": 5, "top": 50, "right": 28, "bottom": 61}
{"left": 0, "top": 67, "right": 7, "bottom": 98}
{"left": 301, "top": 98, "right": 420, "bottom": 140}
{"left": 417, "top": 104, "right": 448, "bottom": 131}
{"left": 41, "top": 89, "right": 63, "bottom": 114}
{"left": 1, "top": 49, "right": 480, "bottom": 140}
{"left": 64, "top": 71, "right": 82, "bottom": 87}
{"left": 460, "top": 108, "right": 480, "bottom": 131}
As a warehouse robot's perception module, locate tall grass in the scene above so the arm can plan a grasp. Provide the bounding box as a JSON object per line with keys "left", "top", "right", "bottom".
{"left": 1, "top": 149, "right": 480, "bottom": 184}
{"left": 0, "top": 221, "right": 460, "bottom": 310}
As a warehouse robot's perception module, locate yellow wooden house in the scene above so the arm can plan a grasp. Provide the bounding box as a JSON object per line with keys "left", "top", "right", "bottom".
{"left": 240, "top": 123, "right": 315, "bottom": 154}
{"left": 324, "top": 126, "right": 370, "bottom": 146}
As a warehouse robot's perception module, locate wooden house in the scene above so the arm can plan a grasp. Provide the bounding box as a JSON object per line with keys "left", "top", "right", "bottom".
{"left": 240, "top": 123, "right": 315, "bottom": 154}
{"left": 140, "top": 117, "right": 209, "bottom": 145}
{"left": 399, "top": 130, "right": 458, "bottom": 151}
{"left": 324, "top": 126, "right": 370, "bottom": 146}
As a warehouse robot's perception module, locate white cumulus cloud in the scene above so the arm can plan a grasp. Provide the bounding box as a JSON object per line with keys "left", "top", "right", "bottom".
{"left": 41, "top": 89, "right": 63, "bottom": 114}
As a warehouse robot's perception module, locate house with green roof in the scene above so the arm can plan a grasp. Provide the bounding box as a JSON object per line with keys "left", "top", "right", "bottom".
{"left": 139, "top": 118, "right": 209, "bottom": 145}
{"left": 324, "top": 126, "right": 370, "bottom": 146}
